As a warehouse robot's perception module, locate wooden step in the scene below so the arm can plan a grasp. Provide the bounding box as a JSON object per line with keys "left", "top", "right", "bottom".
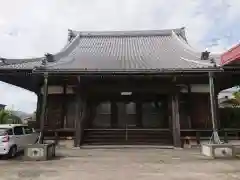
{"left": 83, "top": 129, "right": 173, "bottom": 146}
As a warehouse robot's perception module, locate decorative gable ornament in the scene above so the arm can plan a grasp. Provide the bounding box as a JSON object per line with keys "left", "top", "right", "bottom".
{"left": 68, "top": 29, "right": 76, "bottom": 42}
{"left": 44, "top": 53, "right": 55, "bottom": 62}
{"left": 201, "top": 51, "right": 210, "bottom": 60}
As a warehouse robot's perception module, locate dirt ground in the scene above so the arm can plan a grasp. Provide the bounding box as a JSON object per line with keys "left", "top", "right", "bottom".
{"left": 0, "top": 148, "right": 240, "bottom": 180}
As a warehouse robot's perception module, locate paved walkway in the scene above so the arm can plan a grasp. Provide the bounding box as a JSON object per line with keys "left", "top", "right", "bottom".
{"left": 0, "top": 148, "right": 240, "bottom": 180}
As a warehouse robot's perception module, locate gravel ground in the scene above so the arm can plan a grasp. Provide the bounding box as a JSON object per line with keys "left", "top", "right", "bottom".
{"left": 0, "top": 148, "right": 240, "bottom": 180}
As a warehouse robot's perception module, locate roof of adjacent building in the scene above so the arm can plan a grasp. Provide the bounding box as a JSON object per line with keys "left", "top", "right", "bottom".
{"left": 221, "top": 43, "right": 240, "bottom": 65}
{"left": 0, "top": 104, "right": 6, "bottom": 108}
{"left": 0, "top": 28, "right": 221, "bottom": 73}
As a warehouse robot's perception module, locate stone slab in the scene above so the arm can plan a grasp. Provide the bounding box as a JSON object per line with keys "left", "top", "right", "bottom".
{"left": 24, "top": 143, "right": 56, "bottom": 161}
{"left": 201, "top": 143, "right": 236, "bottom": 158}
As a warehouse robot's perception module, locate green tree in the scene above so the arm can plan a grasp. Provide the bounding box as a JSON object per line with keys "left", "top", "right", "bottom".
{"left": 233, "top": 91, "right": 240, "bottom": 104}
{"left": 0, "top": 109, "right": 12, "bottom": 124}
{"left": 0, "top": 109, "right": 23, "bottom": 124}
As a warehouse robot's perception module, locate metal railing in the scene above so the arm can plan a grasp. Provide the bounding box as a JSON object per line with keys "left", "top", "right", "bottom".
{"left": 180, "top": 129, "right": 240, "bottom": 144}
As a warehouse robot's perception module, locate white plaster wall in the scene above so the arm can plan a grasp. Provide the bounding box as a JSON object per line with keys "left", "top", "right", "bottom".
{"left": 180, "top": 84, "right": 209, "bottom": 93}
{"left": 41, "top": 86, "right": 74, "bottom": 94}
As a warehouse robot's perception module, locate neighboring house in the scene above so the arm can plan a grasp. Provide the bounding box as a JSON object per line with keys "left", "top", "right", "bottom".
{"left": 218, "top": 88, "right": 239, "bottom": 108}
{"left": 9, "top": 110, "right": 32, "bottom": 124}
{"left": 0, "top": 104, "right": 6, "bottom": 110}
{"left": 218, "top": 96, "right": 240, "bottom": 108}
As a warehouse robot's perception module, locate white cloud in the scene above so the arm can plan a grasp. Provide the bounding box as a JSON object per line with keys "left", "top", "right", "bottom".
{"left": 0, "top": 82, "right": 36, "bottom": 113}
{"left": 1, "top": 0, "right": 240, "bottom": 56}
{"left": 0, "top": 0, "right": 240, "bottom": 112}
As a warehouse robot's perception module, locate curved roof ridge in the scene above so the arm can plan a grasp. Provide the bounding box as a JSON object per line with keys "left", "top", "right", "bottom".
{"left": 71, "top": 27, "right": 186, "bottom": 38}
{"left": 171, "top": 30, "right": 200, "bottom": 54}
{"left": 171, "top": 31, "right": 220, "bottom": 68}
{"left": 172, "top": 30, "right": 221, "bottom": 60}
{"left": 53, "top": 33, "right": 81, "bottom": 61}
{"left": 172, "top": 30, "right": 222, "bottom": 66}
{"left": 40, "top": 33, "right": 82, "bottom": 69}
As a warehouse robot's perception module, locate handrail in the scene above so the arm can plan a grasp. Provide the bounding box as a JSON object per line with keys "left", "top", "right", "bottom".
{"left": 85, "top": 128, "right": 171, "bottom": 131}
{"left": 36, "top": 128, "right": 240, "bottom": 132}
{"left": 180, "top": 129, "right": 240, "bottom": 133}
{"left": 36, "top": 128, "right": 75, "bottom": 132}
{"left": 223, "top": 128, "right": 240, "bottom": 131}
{"left": 180, "top": 129, "right": 213, "bottom": 132}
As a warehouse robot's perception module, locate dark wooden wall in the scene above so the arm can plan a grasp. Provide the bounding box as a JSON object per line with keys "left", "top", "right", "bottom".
{"left": 44, "top": 94, "right": 76, "bottom": 129}
{"left": 178, "top": 93, "right": 211, "bottom": 129}
{"left": 190, "top": 93, "right": 211, "bottom": 129}
{"left": 41, "top": 93, "right": 212, "bottom": 130}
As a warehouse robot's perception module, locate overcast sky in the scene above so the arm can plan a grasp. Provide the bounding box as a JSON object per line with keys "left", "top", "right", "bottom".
{"left": 0, "top": 0, "right": 240, "bottom": 113}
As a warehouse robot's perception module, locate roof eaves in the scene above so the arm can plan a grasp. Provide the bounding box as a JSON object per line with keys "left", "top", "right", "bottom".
{"left": 180, "top": 57, "right": 219, "bottom": 67}
{"left": 171, "top": 30, "right": 199, "bottom": 53}
{"left": 32, "top": 67, "right": 223, "bottom": 75}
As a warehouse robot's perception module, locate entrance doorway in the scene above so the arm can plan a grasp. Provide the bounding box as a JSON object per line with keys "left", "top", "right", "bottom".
{"left": 117, "top": 102, "right": 137, "bottom": 129}
{"left": 83, "top": 96, "right": 173, "bottom": 145}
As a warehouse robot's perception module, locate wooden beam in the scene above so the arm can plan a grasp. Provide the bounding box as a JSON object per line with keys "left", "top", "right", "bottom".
{"left": 87, "top": 84, "right": 178, "bottom": 93}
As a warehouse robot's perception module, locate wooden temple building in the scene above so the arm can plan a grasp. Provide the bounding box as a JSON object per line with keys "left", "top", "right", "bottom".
{"left": 0, "top": 27, "right": 240, "bottom": 148}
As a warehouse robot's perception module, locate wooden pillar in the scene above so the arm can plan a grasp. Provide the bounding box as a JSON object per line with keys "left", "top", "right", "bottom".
{"left": 187, "top": 85, "right": 192, "bottom": 128}
{"left": 61, "top": 81, "right": 67, "bottom": 128}
{"left": 136, "top": 101, "right": 142, "bottom": 128}
{"left": 39, "top": 73, "right": 48, "bottom": 143}
{"left": 35, "top": 92, "right": 42, "bottom": 129}
{"left": 214, "top": 91, "right": 220, "bottom": 129}
{"left": 74, "top": 86, "right": 82, "bottom": 147}
{"left": 74, "top": 76, "right": 89, "bottom": 147}
{"left": 209, "top": 72, "right": 220, "bottom": 143}
{"left": 111, "top": 101, "right": 118, "bottom": 128}
{"left": 214, "top": 75, "right": 221, "bottom": 129}
{"left": 171, "top": 93, "right": 181, "bottom": 147}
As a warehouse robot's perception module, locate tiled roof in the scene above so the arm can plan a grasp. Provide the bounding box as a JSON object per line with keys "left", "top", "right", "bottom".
{"left": 0, "top": 58, "right": 42, "bottom": 70}
{"left": 221, "top": 43, "right": 240, "bottom": 65}
{"left": 0, "top": 34, "right": 79, "bottom": 70}
{"left": 0, "top": 28, "right": 221, "bottom": 72}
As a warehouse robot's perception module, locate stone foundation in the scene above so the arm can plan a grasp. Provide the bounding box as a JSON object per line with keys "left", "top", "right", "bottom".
{"left": 201, "top": 143, "right": 236, "bottom": 158}
{"left": 24, "top": 143, "right": 55, "bottom": 161}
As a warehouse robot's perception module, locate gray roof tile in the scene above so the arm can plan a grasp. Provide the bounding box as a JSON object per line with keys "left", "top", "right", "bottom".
{"left": 0, "top": 28, "right": 220, "bottom": 72}
{"left": 45, "top": 29, "right": 217, "bottom": 71}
